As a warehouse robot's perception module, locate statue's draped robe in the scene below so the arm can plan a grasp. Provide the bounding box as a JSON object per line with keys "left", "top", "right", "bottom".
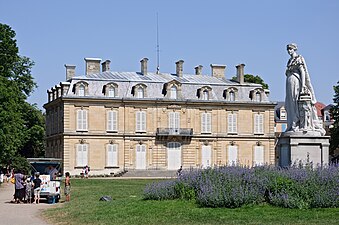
{"left": 285, "top": 55, "right": 325, "bottom": 135}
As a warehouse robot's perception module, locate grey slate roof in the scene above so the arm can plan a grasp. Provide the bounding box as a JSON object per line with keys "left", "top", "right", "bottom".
{"left": 60, "top": 71, "right": 271, "bottom": 103}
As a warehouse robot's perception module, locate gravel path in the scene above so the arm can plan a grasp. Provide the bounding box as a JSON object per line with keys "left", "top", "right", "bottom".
{"left": 0, "top": 182, "right": 55, "bottom": 225}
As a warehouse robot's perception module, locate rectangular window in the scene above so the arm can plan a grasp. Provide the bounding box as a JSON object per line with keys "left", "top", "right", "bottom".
{"left": 254, "top": 113, "right": 264, "bottom": 134}
{"left": 76, "top": 144, "right": 88, "bottom": 167}
{"left": 107, "top": 144, "right": 118, "bottom": 167}
{"left": 107, "top": 110, "right": 118, "bottom": 132}
{"left": 228, "top": 113, "right": 237, "bottom": 134}
{"left": 254, "top": 146, "right": 264, "bottom": 166}
{"left": 77, "top": 110, "right": 88, "bottom": 131}
{"left": 201, "top": 112, "right": 212, "bottom": 133}
{"left": 136, "top": 111, "right": 146, "bottom": 132}
{"left": 228, "top": 146, "right": 238, "bottom": 165}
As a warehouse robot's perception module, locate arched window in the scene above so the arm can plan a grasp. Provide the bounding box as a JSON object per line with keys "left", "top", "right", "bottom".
{"left": 202, "top": 90, "right": 209, "bottom": 100}
{"left": 170, "top": 86, "right": 177, "bottom": 99}
{"left": 79, "top": 84, "right": 85, "bottom": 96}
{"left": 137, "top": 87, "right": 144, "bottom": 98}
{"left": 108, "top": 86, "right": 115, "bottom": 97}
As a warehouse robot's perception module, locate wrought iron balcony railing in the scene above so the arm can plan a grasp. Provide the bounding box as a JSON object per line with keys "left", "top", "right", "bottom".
{"left": 156, "top": 128, "right": 193, "bottom": 136}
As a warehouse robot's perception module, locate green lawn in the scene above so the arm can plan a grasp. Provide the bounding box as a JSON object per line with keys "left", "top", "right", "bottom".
{"left": 43, "top": 179, "right": 339, "bottom": 225}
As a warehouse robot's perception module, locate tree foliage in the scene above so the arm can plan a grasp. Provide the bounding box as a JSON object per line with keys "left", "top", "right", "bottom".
{"left": 231, "top": 74, "right": 269, "bottom": 89}
{"left": 0, "top": 23, "right": 45, "bottom": 169}
{"left": 330, "top": 81, "right": 339, "bottom": 152}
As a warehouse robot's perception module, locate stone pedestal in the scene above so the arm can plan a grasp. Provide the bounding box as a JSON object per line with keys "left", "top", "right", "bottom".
{"left": 276, "top": 133, "right": 330, "bottom": 167}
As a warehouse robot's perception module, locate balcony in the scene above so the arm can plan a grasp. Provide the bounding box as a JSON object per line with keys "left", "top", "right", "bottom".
{"left": 156, "top": 128, "right": 193, "bottom": 136}
{"left": 156, "top": 128, "right": 193, "bottom": 142}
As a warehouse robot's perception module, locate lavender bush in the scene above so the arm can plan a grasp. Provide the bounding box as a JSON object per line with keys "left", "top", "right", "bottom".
{"left": 143, "top": 164, "right": 339, "bottom": 209}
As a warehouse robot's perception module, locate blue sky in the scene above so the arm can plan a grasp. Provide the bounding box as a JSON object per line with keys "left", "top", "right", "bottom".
{"left": 1, "top": 0, "right": 338, "bottom": 109}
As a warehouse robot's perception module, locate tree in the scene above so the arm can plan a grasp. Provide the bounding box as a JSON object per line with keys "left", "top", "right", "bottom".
{"left": 330, "top": 81, "right": 339, "bottom": 154}
{"left": 0, "top": 23, "right": 45, "bottom": 169}
{"left": 231, "top": 74, "right": 269, "bottom": 89}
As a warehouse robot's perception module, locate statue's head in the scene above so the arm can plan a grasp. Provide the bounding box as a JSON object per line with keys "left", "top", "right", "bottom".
{"left": 287, "top": 43, "right": 298, "bottom": 51}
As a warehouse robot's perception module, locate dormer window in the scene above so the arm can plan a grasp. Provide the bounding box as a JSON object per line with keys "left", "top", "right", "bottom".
{"left": 223, "top": 87, "right": 238, "bottom": 101}
{"left": 250, "top": 88, "right": 264, "bottom": 102}
{"left": 163, "top": 80, "right": 181, "bottom": 100}
{"left": 73, "top": 81, "right": 89, "bottom": 96}
{"left": 103, "top": 83, "right": 118, "bottom": 97}
{"left": 198, "top": 86, "right": 212, "bottom": 100}
{"left": 170, "top": 86, "right": 177, "bottom": 99}
{"left": 132, "top": 83, "right": 147, "bottom": 98}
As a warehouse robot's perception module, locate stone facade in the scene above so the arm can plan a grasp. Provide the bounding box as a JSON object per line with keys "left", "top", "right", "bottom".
{"left": 44, "top": 58, "right": 276, "bottom": 175}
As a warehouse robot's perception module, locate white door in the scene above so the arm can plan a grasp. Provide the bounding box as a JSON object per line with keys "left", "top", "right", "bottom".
{"left": 167, "top": 142, "right": 181, "bottom": 170}
{"left": 201, "top": 145, "right": 212, "bottom": 168}
{"left": 136, "top": 145, "right": 146, "bottom": 169}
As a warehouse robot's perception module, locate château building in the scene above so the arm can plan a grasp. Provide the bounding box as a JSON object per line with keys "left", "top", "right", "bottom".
{"left": 44, "top": 58, "right": 276, "bottom": 175}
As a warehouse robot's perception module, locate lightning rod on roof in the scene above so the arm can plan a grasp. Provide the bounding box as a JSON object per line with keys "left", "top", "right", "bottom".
{"left": 156, "top": 13, "right": 160, "bottom": 74}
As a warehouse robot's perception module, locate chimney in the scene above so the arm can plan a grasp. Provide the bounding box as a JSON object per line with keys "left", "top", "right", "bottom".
{"left": 210, "top": 64, "right": 226, "bottom": 79}
{"left": 84, "top": 58, "right": 101, "bottom": 75}
{"left": 140, "top": 58, "right": 148, "bottom": 75}
{"left": 176, "top": 60, "right": 184, "bottom": 77}
{"left": 195, "top": 65, "right": 203, "bottom": 75}
{"left": 101, "top": 60, "right": 111, "bottom": 72}
{"left": 65, "top": 64, "right": 76, "bottom": 81}
{"left": 236, "top": 64, "right": 245, "bottom": 84}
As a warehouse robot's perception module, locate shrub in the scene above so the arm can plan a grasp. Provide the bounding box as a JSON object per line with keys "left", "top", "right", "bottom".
{"left": 143, "top": 164, "right": 339, "bottom": 209}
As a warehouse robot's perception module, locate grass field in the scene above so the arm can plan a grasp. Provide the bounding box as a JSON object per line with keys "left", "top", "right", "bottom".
{"left": 43, "top": 179, "right": 339, "bottom": 225}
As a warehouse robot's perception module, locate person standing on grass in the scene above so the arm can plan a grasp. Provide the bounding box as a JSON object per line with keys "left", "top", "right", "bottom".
{"left": 64, "top": 172, "right": 71, "bottom": 202}
{"left": 32, "top": 172, "right": 42, "bottom": 204}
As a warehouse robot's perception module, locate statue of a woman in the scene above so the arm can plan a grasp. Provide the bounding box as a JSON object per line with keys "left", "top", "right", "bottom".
{"left": 285, "top": 43, "right": 325, "bottom": 135}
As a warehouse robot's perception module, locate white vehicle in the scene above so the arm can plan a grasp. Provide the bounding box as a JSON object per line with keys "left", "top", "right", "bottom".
{"left": 28, "top": 158, "right": 62, "bottom": 202}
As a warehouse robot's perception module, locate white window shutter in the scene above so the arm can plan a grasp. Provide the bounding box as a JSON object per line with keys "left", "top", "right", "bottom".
{"left": 254, "top": 114, "right": 264, "bottom": 134}
{"left": 254, "top": 114, "right": 259, "bottom": 133}
{"left": 77, "top": 110, "right": 87, "bottom": 131}
{"left": 77, "top": 144, "right": 88, "bottom": 167}
{"left": 107, "top": 144, "right": 118, "bottom": 167}
{"left": 136, "top": 111, "right": 141, "bottom": 131}
{"left": 254, "top": 146, "right": 264, "bottom": 166}
{"left": 77, "top": 110, "right": 82, "bottom": 130}
{"left": 112, "top": 111, "right": 117, "bottom": 131}
{"left": 107, "top": 111, "right": 113, "bottom": 131}
{"left": 169, "top": 112, "right": 175, "bottom": 128}
{"left": 228, "top": 146, "right": 238, "bottom": 165}
{"left": 136, "top": 111, "right": 146, "bottom": 132}
{"left": 83, "top": 110, "right": 88, "bottom": 130}
{"left": 141, "top": 111, "right": 146, "bottom": 131}
{"left": 259, "top": 114, "right": 263, "bottom": 133}
{"left": 201, "top": 113, "right": 206, "bottom": 133}
{"left": 228, "top": 113, "right": 237, "bottom": 133}
{"left": 175, "top": 112, "right": 180, "bottom": 129}
{"left": 206, "top": 113, "right": 211, "bottom": 133}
